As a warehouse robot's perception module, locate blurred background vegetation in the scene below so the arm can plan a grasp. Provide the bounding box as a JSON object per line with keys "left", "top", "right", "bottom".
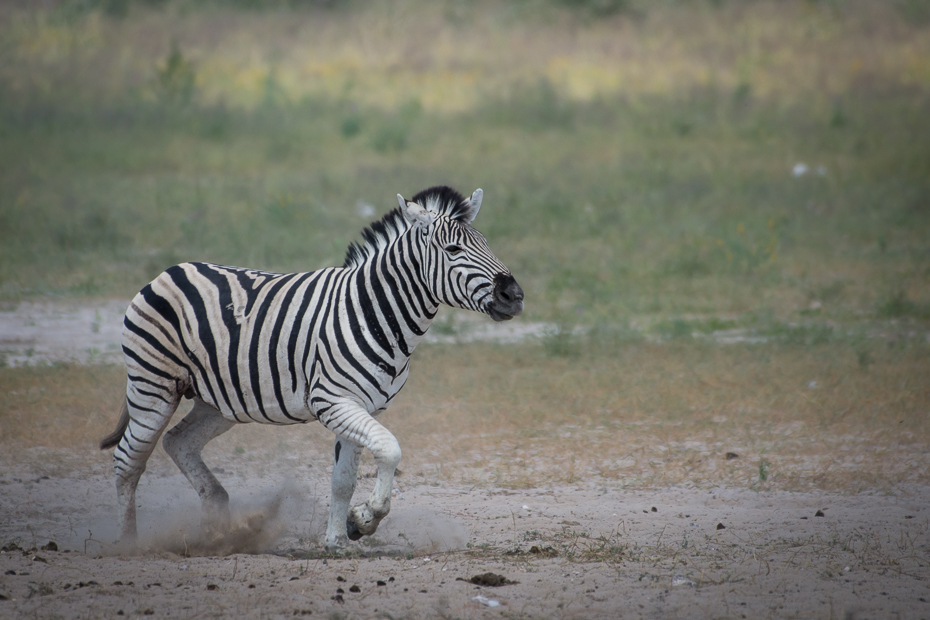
{"left": 0, "top": 0, "right": 928, "bottom": 337}
{"left": 2, "top": 0, "right": 929, "bottom": 492}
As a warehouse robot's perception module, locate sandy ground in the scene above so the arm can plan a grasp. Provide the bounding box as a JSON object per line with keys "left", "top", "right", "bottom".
{"left": 0, "top": 441, "right": 928, "bottom": 620}
{"left": 1, "top": 300, "right": 929, "bottom": 618}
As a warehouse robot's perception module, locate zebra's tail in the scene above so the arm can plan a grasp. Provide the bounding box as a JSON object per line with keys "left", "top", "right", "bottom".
{"left": 99, "top": 398, "right": 130, "bottom": 451}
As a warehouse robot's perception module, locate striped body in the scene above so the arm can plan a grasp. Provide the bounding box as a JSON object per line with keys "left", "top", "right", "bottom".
{"left": 125, "top": 262, "right": 419, "bottom": 426}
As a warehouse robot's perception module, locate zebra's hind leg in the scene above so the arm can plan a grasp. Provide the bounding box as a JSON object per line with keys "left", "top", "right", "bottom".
{"left": 112, "top": 385, "right": 182, "bottom": 544}
{"left": 324, "top": 437, "right": 363, "bottom": 551}
{"left": 162, "top": 399, "right": 236, "bottom": 536}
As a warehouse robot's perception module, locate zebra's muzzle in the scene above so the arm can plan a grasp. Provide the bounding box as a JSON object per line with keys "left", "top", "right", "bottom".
{"left": 487, "top": 273, "right": 524, "bottom": 321}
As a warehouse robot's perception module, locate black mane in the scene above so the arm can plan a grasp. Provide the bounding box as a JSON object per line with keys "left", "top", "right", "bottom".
{"left": 409, "top": 186, "right": 471, "bottom": 220}
{"left": 342, "top": 186, "right": 471, "bottom": 268}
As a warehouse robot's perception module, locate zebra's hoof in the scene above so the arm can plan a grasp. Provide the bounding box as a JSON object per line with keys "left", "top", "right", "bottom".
{"left": 119, "top": 527, "right": 139, "bottom": 547}
{"left": 347, "top": 501, "right": 385, "bottom": 538}
{"left": 324, "top": 535, "right": 349, "bottom": 552}
{"left": 113, "top": 537, "right": 139, "bottom": 555}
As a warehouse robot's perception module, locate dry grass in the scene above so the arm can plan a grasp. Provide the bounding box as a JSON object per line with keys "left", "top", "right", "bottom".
{"left": 0, "top": 364, "right": 124, "bottom": 447}
{"left": 395, "top": 340, "right": 930, "bottom": 493}
{"left": 3, "top": 1, "right": 925, "bottom": 111}
{"left": 2, "top": 340, "right": 927, "bottom": 494}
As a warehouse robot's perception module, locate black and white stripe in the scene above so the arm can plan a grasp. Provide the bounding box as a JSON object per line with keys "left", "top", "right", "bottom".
{"left": 101, "top": 185, "right": 524, "bottom": 549}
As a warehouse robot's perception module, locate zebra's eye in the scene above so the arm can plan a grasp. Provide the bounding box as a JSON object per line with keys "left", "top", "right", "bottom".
{"left": 444, "top": 244, "right": 464, "bottom": 255}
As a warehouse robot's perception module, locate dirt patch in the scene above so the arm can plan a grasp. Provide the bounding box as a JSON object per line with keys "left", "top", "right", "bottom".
{"left": 0, "top": 447, "right": 927, "bottom": 619}
{"left": 0, "top": 300, "right": 129, "bottom": 367}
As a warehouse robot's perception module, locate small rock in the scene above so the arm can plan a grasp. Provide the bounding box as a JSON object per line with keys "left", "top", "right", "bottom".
{"left": 472, "top": 595, "right": 500, "bottom": 607}
{"left": 672, "top": 575, "right": 696, "bottom": 587}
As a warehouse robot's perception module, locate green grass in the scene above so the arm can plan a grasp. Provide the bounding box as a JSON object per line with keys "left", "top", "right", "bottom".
{"left": 0, "top": 0, "right": 928, "bottom": 336}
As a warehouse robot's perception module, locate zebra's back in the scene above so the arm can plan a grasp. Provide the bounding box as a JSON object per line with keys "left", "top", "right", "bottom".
{"left": 123, "top": 261, "right": 338, "bottom": 424}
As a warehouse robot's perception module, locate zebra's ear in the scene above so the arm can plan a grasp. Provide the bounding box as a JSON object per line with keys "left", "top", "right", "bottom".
{"left": 398, "top": 194, "right": 435, "bottom": 228}
{"left": 461, "top": 188, "right": 482, "bottom": 223}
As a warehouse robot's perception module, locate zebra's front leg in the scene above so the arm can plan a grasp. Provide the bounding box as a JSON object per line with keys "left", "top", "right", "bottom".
{"left": 324, "top": 438, "right": 363, "bottom": 551}
{"left": 320, "top": 402, "right": 402, "bottom": 548}
{"left": 346, "top": 426, "right": 400, "bottom": 541}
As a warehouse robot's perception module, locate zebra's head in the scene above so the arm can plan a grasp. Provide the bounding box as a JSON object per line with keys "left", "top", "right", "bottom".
{"left": 397, "top": 186, "right": 524, "bottom": 322}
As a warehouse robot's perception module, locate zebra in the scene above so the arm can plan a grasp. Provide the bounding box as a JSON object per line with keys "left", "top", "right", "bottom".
{"left": 99, "top": 185, "right": 524, "bottom": 551}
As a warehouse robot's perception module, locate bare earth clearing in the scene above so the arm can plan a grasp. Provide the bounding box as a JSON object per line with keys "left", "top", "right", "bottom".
{"left": 1, "top": 431, "right": 928, "bottom": 619}
{"left": 1, "top": 302, "right": 928, "bottom": 618}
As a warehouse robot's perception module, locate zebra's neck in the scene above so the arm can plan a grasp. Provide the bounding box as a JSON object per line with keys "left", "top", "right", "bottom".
{"left": 357, "top": 243, "right": 438, "bottom": 359}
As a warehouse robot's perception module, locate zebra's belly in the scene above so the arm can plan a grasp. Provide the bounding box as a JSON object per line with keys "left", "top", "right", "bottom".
{"left": 195, "top": 359, "right": 409, "bottom": 424}
{"left": 194, "top": 370, "right": 316, "bottom": 424}
{"left": 231, "top": 402, "right": 315, "bottom": 425}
